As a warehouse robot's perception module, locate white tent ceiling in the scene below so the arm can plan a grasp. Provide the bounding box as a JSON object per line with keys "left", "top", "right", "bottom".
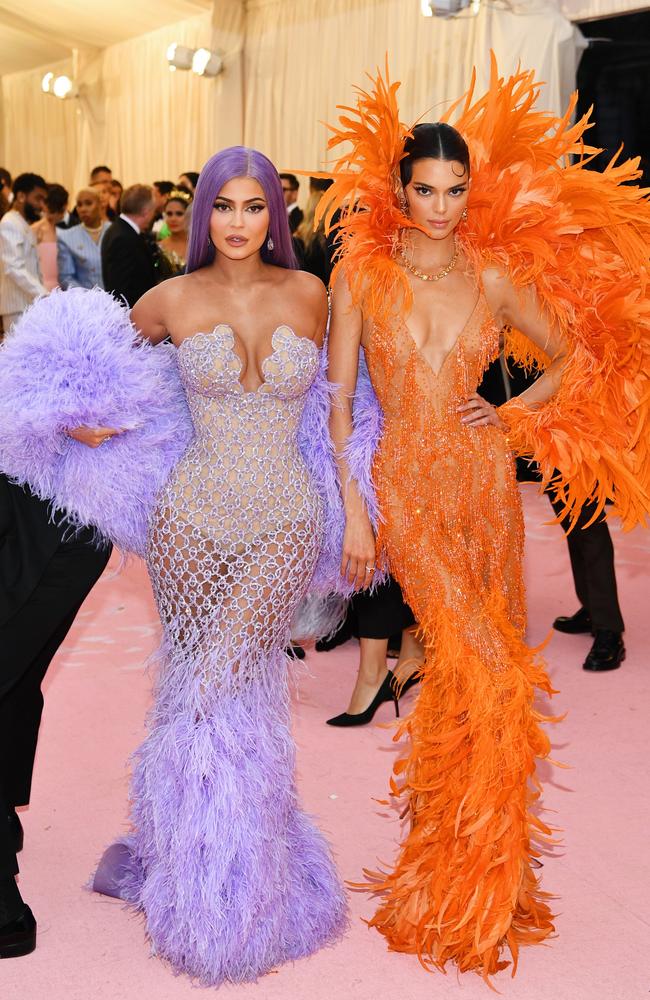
{"left": 1, "top": 0, "right": 648, "bottom": 78}
{"left": 0, "top": 0, "right": 213, "bottom": 75}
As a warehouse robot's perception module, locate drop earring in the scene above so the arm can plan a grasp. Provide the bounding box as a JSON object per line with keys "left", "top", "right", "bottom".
{"left": 267, "top": 235, "right": 274, "bottom": 251}
{"left": 397, "top": 189, "right": 409, "bottom": 217}
{"left": 461, "top": 208, "right": 468, "bottom": 221}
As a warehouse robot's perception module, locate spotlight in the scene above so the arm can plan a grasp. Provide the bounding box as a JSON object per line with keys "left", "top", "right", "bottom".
{"left": 41, "top": 72, "right": 54, "bottom": 93}
{"left": 422, "top": 0, "right": 476, "bottom": 14}
{"left": 192, "top": 48, "right": 223, "bottom": 78}
{"left": 52, "top": 75, "right": 76, "bottom": 99}
{"left": 166, "top": 43, "right": 195, "bottom": 71}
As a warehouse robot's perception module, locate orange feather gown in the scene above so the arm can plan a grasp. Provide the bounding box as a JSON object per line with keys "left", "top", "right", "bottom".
{"left": 317, "top": 61, "right": 650, "bottom": 980}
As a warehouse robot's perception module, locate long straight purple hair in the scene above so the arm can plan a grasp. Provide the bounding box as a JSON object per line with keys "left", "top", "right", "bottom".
{"left": 186, "top": 147, "right": 297, "bottom": 273}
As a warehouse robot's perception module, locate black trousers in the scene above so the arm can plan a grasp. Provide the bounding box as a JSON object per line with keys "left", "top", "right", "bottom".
{"left": 0, "top": 531, "right": 110, "bottom": 878}
{"left": 547, "top": 490, "right": 624, "bottom": 634}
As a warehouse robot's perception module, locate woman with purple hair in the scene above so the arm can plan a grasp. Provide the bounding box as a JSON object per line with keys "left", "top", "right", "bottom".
{"left": 89, "top": 148, "right": 348, "bottom": 981}
{"left": 0, "top": 147, "right": 348, "bottom": 983}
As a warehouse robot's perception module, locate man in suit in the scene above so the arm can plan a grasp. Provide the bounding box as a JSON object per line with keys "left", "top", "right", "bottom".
{"left": 0, "top": 476, "right": 111, "bottom": 957}
{"left": 478, "top": 358, "right": 626, "bottom": 673}
{"left": 548, "top": 491, "right": 625, "bottom": 671}
{"left": 101, "top": 184, "right": 157, "bottom": 307}
{"left": 279, "top": 173, "right": 303, "bottom": 234}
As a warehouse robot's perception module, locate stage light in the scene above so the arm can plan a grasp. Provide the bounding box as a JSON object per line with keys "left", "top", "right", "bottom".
{"left": 422, "top": 0, "right": 477, "bottom": 14}
{"left": 166, "top": 43, "right": 195, "bottom": 71}
{"left": 52, "top": 75, "right": 76, "bottom": 99}
{"left": 192, "top": 48, "right": 223, "bottom": 77}
{"left": 41, "top": 72, "right": 54, "bottom": 93}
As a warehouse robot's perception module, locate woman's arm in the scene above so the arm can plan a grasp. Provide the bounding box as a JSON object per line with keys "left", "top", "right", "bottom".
{"left": 69, "top": 285, "right": 172, "bottom": 447}
{"left": 131, "top": 283, "right": 172, "bottom": 345}
{"left": 329, "top": 275, "right": 376, "bottom": 589}
{"left": 459, "top": 269, "right": 568, "bottom": 428}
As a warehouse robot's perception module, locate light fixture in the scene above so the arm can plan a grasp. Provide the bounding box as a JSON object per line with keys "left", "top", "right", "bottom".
{"left": 422, "top": 0, "right": 478, "bottom": 15}
{"left": 166, "top": 43, "right": 196, "bottom": 71}
{"left": 192, "top": 48, "right": 223, "bottom": 78}
{"left": 52, "top": 75, "right": 76, "bottom": 99}
{"left": 41, "top": 72, "right": 78, "bottom": 99}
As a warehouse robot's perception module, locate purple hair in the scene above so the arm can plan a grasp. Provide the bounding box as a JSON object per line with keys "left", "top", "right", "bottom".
{"left": 186, "top": 147, "right": 297, "bottom": 272}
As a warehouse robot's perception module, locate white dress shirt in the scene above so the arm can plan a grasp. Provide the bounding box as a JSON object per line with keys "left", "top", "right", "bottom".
{"left": 119, "top": 213, "right": 141, "bottom": 234}
{"left": 0, "top": 210, "right": 46, "bottom": 315}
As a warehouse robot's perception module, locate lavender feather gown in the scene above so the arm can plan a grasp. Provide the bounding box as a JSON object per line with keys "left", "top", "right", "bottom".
{"left": 93, "top": 323, "right": 347, "bottom": 983}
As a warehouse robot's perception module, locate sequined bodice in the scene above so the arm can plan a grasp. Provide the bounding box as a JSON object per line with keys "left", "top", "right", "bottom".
{"left": 146, "top": 323, "right": 323, "bottom": 664}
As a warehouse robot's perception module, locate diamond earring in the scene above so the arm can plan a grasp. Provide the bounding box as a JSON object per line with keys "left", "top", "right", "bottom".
{"left": 267, "top": 235, "right": 274, "bottom": 251}
{"left": 461, "top": 208, "right": 468, "bottom": 221}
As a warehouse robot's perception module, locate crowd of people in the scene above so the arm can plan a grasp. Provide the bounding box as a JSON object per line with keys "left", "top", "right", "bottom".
{"left": 0, "top": 165, "right": 336, "bottom": 339}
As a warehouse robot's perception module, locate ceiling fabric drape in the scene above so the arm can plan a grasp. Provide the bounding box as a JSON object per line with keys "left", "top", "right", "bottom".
{"left": 243, "top": 0, "right": 579, "bottom": 176}
{"left": 1, "top": 0, "right": 583, "bottom": 194}
{"left": 1, "top": 58, "right": 79, "bottom": 192}
{"left": 95, "top": 13, "right": 219, "bottom": 193}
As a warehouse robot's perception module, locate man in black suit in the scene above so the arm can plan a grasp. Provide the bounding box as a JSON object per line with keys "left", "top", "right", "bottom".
{"left": 101, "top": 183, "right": 158, "bottom": 307}
{"left": 279, "top": 173, "right": 303, "bottom": 234}
{"left": 0, "top": 476, "right": 111, "bottom": 958}
{"left": 478, "top": 358, "right": 626, "bottom": 673}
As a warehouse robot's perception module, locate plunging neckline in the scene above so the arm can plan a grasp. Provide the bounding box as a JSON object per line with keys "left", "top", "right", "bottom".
{"left": 405, "top": 294, "right": 482, "bottom": 379}
{"left": 177, "top": 324, "right": 317, "bottom": 395}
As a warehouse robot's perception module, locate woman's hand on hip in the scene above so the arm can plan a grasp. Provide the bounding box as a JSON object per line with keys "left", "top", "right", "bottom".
{"left": 457, "top": 393, "right": 505, "bottom": 430}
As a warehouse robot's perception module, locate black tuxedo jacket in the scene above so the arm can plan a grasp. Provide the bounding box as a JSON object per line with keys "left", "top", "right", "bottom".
{"left": 101, "top": 217, "right": 158, "bottom": 308}
{"left": 288, "top": 204, "right": 303, "bottom": 234}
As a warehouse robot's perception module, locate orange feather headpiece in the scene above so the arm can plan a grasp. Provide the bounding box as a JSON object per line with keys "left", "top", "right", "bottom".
{"left": 316, "top": 57, "right": 650, "bottom": 529}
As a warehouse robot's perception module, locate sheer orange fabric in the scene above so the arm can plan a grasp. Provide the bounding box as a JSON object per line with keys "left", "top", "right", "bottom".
{"left": 360, "top": 292, "right": 555, "bottom": 980}
{"left": 317, "top": 59, "right": 650, "bottom": 981}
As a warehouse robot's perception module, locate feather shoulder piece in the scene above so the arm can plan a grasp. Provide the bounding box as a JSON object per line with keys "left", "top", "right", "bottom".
{"left": 0, "top": 287, "right": 194, "bottom": 555}
{"left": 316, "top": 58, "right": 650, "bottom": 529}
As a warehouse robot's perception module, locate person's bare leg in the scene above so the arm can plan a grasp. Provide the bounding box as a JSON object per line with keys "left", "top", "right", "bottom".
{"left": 392, "top": 627, "right": 424, "bottom": 688}
{"left": 346, "top": 637, "right": 390, "bottom": 714}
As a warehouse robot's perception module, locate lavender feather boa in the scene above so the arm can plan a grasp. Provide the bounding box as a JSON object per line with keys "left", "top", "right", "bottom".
{"left": 0, "top": 288, "right": 193, "bottom": 556}
{"left": 0, "top": 287, "right": 383, "bottom": 632}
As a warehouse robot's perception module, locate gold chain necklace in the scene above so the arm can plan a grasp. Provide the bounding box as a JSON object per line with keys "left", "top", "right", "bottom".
{"left": 400, "top": 239, "right": 459, "bottom": 282}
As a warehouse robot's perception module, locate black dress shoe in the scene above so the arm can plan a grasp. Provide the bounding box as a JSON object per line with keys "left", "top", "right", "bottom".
{"left": 8, "top": 812, "right": 23, "bottom": 854}
{"left": 0, "top": 906, "right": 36, "bottom": 959}
{"left": 583, "top": 630, "right": 625, "bottom": 672}
{"left": 553, "top": 607, "right": 593, "bottom": 635}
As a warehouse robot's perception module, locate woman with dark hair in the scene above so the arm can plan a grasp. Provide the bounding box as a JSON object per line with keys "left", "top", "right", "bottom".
{"left": 178, "top": 170, "right": 199, "bottom": 193}
{"left": 4, "top": 147, "right": 346, "bottom": 982}
{"left": 156, "top": 189, "right": 192, "bottom": 277}
{"left": 323, "top": 68, "right": 650, "bottom": 980}
{"left": 32, "top": 183, "right": 69, "bottom": 291}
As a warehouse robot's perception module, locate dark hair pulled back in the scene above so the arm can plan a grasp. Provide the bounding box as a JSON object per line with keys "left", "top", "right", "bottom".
{"left": 399, "top": 123, "right": 470, "bottom": 188}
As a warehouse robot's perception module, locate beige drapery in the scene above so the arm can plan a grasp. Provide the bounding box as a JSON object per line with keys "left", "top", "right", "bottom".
{"left": 1, "top": 58, "right": 79, "bottom": 193}
{"left": 244, "top": 0, "right": 579, "bottom": 176}
{"left": 1, "top": 12, "right": 224, "bottom": 196}
{"left": 1, "top": 0, "right": 582, "bottom": 196}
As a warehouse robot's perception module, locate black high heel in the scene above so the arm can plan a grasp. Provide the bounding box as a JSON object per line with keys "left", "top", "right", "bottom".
{"left": 326, "top": 671, "right": 399, "bottom": 727}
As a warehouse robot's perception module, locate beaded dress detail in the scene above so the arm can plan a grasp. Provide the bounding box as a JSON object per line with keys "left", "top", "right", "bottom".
{"left": 92, "top": 323, "right": 347, "bottom": 985}
{"left": 360, "top": 292, "right": 555, "bottom": 977}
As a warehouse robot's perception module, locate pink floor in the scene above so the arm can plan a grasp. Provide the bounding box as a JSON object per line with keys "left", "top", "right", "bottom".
{"left": 2, "top": 488, "right": 648, "bottom": 1000}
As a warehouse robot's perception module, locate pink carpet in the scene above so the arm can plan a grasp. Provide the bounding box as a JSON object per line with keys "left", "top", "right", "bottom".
{"left": 2, "top": 488, "right": 648, "bottom": 1000}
